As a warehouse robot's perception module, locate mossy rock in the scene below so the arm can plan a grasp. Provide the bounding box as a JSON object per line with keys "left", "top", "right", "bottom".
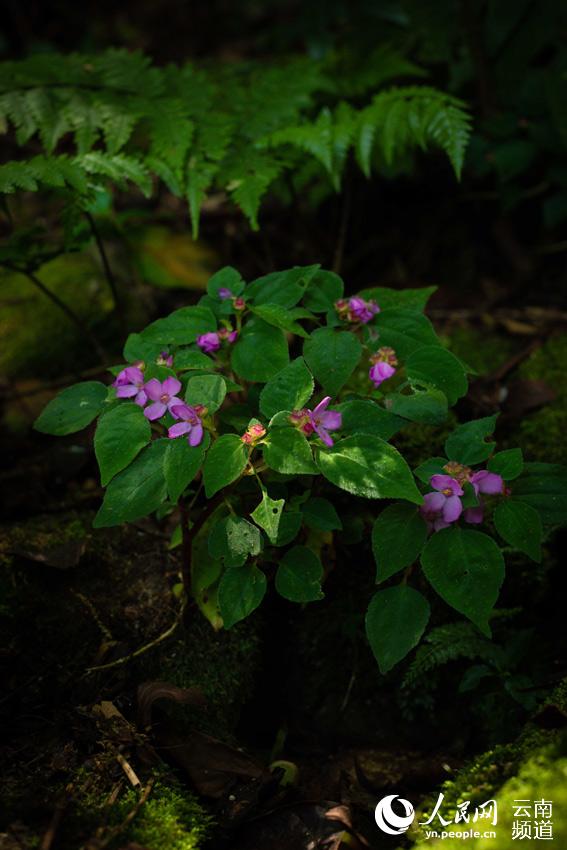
{"left": 60, "top": 776, "right": 212, "bottom": 850}
{"left": 407, "top": 679, "right": 567, "bottom": 849}
{"left": 0, "top": 253, "right": 114, "bottom": 379}
{"left": 512, "top": 334, "right": 567, "bottom": 465}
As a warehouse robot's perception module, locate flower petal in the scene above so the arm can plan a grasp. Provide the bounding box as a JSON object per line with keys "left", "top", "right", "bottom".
{"left": 442, "top": 494, "right": 463, "bottom": 523}
{"left": 162, "top": 376, "right": 181, "bottom": 397}
{"left": 422, "top": 492, "right": 445, "bottom": 512}
{"left": 144, "top": 401, "right": 166, "bottom": 420}
{"left": 464, "top": 506, "right": 484, "bottom": 524}
{"left": 471, "top": 470, "right": 503, "bottom": 495}
{"left": 116, "top": 384, "right": 138, "bottom": 398}
{"left": 430, "top": 474, "right": 463, "bottom": 496}
{"left": 135, "top": 389, "right": 147, "bottom": 406}
{"left": 168, "top": 422, "right": 191, "bottom": 438}
{"left": 170, "top": 403, "right": 191, "bottom": 421}
{"left": 312, "top": 396, "right": 331, "bottom": 417}
{"left": 315, "top": 425, "right": 334, "bottom": 447}
{"left": 320, "top": 410, "right": 342, "bottom": 430}
{"left": 189, "top": 422, "right": 204, "bottom": 446}
{"left": 144, "top": 379, "right": 163, "bottom": 401}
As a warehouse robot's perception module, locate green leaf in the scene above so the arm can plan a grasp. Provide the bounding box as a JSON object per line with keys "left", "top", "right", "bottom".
{"left": 231, "top": 317, "right": 289, "bottom": 382}
{"left": 374, "top": 309, "right": 440, "bottom": 358}
{"left": 209, "top": 515, "right": 262, "bottom": 567}
{"left": 263, "top": 427, "right": 317, "bottom": 475}
{"left": 359, "top": 286, "right": 437, "bottom": 311}
{"left": 421, "top": 527, "right": 505, "bottom": 635}
{"left": 274, "top": 512, "right": 303, "bottom": 546}
{"left": 413, "top": 457, "right": 447, "bottom": 484}
{"left": 445, "top": 415, "right": 498, "bottom": 465}
{"left": 317, "top": 435, "right": 422, "bottom": 502}
{"left": 366, "top": 586, "right": 430, "bottom": 674}
{"left": 250, "top": 303, "right": 310, "bottom": 338}
{"left": 219, "top": 564, "right": 267, "bottom": 628}
{"left": 141, "top": 305, "right": 216, "bottom": 345}
{"left": 406, "top": 345, "right": 468, "bottom": 405}
{"left": 259, "top": 357, "right": 314, "bottom": 419}
{"left": 123, "top": 333, "right": 163, "bottom": 363}
{"left": 303, "top": 328, "right": 362, "bottom": 396}
{"left": 389, "top": 387, "right": 448, "bottom": 425}
{"left": 302, "top": 270, "right": 344, "bottom": 312}
{"left": 251, "top": 492, "right": 285, "bottom": 543}
{"left": 275, "top": 545, "right": 324, "bottom": 602}
{"left": 511, "top": 463, "right": 567, "bottom": 527}
{"left": 301, "top": 497, "right": 342, "bottom": 531}
{"left": 336, "top": 399, "right": 405, "bottom": 440}
{"left": 372, "top": 503, "right": 427, "bottom": 583}
{"left": 164, "top": 431, "right": 210, "bottom": 502}
{"left": 203, "top": 434, "right": 249, "bottom": 498}
{"left": 94, "top": 402, "right": 151, "bottom": 486}
{"left": 93, "top": 439, "right": 169, "bottom": 528}
{"left": 245, "top": 265, "right": 320, "bottom": 307}
{"left": 174, "top": 349, "right": 216, "bottom": 371}
{"left": 493, "top": 500, "right": 542, "bottom": 562}
{"left": 34, "top": 381, "right": 108, "bottom": 435}
{"left": 207, "top": 266, "right": 245, "bottom": 298}
{"left": 185, "top": 374, "right": 226, "bottom": 413}
{"left": 488, "top": 449, "right": 524, "bottom": 481}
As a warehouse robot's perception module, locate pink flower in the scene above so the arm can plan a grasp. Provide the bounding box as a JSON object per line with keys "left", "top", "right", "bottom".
{"left": 168, "top": 403, "right": 203, "bottom": 446}
{"left": 218, "top": 327, "right": 238, "bottom": 343}
{"left": 306, "top": 396, "right": 342, "bottom": 447}
{"left": 420, "top": 474, "right": 464, "bottom": 532}
{"left": 470, "top": 470, "right": 504, "bottom": 495}
{"left": 461, "top": 470, "right": 503, "bottom": 525}
{"left": 369, "top": 361, "right": 396, "bottom": 387}
{"left": 143, "top": 377, "right": 183, "bottom": 421}
{"left": 348, "top": 296, "right": 380, "bottom": 324}
{"left": 113, "top": 366, "right": 147, "bottom": 407}
{"left": 156, "top": 351, "right": 173, "bottom": 367}
{"left": 196, "top": 332, "right": 221, "bottom": 354}
{"left": 241, "top": 423, "right": 266, "bottom": 445}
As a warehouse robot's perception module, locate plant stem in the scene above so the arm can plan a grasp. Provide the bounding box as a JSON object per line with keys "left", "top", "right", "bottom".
{"left": 85, "top": 211, "right": 126, "bottom": 333}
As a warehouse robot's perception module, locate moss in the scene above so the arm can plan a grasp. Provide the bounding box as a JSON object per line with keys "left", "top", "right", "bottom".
{"left": 0, "top": 254, "right": 114, "bottom": 379}
{"left": 154, "top": 613, "right": 262, "bottom": 737}
{"left": 109, "top": 781, "right": 212, "bottom": 850}
{"left": 392, "top": 414, "right": 456, "bottom": 469}
{"left": 444, "top": 325, "right": 517, "bottom": 377}
{"left": 408, "top": 679, "right": 567, "bottom": 848}
{"left": 513, "top": 334, "right": 567, "bottom": 465}
{"left": 61, "top": 774, "right": 212, "bottom": 850}
{"left": 410, "top": 742, "right": 567, "bottom": 849}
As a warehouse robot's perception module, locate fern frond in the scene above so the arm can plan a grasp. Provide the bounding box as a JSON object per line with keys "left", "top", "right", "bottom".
{"left": 401, "top": 622, "right": 501, "bottom": 697}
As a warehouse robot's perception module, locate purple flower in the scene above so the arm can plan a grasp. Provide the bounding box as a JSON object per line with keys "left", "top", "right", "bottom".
{"left": 464, "top": 506, "right": 484, "bottom": 524}
{"left": 218, "top": 327, "right": 238, "bottom": 343}
{"left": 369, "top": 361, "right": 396, "bottom": 388}
{"left": 470, "top": 470, "right": 504, "bottom": 495}
{"left": 196, "top": 332, "right": 220, "bottom": 354}
{"left": 113, "top": 366, "right": 147, "bottom": 407}
{"left": 157, "top": 351, "right": 174, "bottom": 367}
{"left": 348, "top": 296, "right": 380, "bottom": 324}
{"left": 420, "top": 474, "right": 464, "bottom": 532}
{"left": 307, "top": 396, "right": 342, "bottom": 447}
{"left": 218, "top": 288, "right": 233, "bottom": 300}
{"left": 168, "top": 403, "right": 203, "bottom": 446}
{"left": 143, "top": 377, "right": 183, "bottom": 421}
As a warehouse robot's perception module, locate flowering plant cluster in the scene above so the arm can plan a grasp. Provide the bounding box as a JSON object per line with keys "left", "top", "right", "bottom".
{"left": 35, "top": 265, "right": 563, "bottom": 673}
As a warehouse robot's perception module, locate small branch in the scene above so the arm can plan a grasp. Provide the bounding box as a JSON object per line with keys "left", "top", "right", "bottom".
{"left": 85, "top": 211, "right": 126, "bottom": 332}
{"left": 1, "top": 262, "right": 108, "bottom": 362}
{"left": 85, "top": 601, "right": 185, "bottom": 673}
